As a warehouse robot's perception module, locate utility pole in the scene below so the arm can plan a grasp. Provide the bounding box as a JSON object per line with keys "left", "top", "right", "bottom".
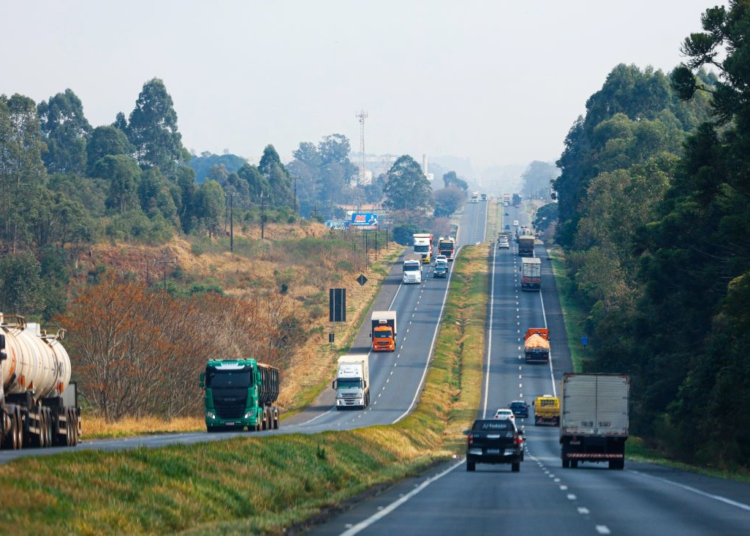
{"left": 260, "top": 192, "right": 266, "bottom": 240}
{"left": 229, "top": 193, "right": 234, "bottom": 253}
{"left": 153, "top": 250, "right": 176, "bottom": 292}
{"left": 293, "top": 176, "right": 298, "bottom": 215}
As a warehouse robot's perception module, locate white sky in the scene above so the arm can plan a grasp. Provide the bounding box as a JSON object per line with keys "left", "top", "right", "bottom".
{"left": 2, "top": 1, "right": 720, "bottom": 173}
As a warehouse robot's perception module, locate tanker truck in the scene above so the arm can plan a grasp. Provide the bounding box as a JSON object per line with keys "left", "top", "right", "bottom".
{"left": 200, "top": 359, "right": 281, "bottom": 432}
{"left": 0, "top": 313, "right": 81, "bottom": 450}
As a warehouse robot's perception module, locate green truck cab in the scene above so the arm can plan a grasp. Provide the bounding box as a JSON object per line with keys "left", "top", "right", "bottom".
{"left": 199, "top": 359, "right": 280, "bottom": 432}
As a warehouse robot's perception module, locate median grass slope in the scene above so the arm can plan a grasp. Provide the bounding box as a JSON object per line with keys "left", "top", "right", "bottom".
{"left": 0, "top": 245, "right": 490, "bottom": 535}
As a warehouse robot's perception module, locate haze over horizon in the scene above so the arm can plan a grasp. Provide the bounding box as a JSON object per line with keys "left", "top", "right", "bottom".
{"left": 2, "top": 1, "right": 720, "bottom": 177}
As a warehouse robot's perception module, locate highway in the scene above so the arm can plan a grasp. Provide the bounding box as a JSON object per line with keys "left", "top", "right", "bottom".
{"left": 0, "top": 200, "right": 490, "bottom": 463}
{"left": 307, "top": 203, "right": 750, "bottom": 536}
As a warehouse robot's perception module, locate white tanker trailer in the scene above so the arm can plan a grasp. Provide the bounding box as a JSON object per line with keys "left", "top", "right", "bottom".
{"left": 0, "top": 314, "right": 80, "bottom": 450}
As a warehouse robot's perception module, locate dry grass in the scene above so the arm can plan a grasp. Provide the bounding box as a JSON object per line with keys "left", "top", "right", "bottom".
{"left": 82, "top": 228, "right": 405, "bottom": 427}
{"left": 85, "top": 416, "right": 205, "bottom": 439}
{"left": 0, "top": 244, "right": 491, "bottom": 535}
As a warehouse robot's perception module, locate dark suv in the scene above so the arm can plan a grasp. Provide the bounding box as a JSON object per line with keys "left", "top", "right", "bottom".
{"left": 509, "top": 400, "right": 529, "bottom": 419}
{"left": 464, "top": 419, "right": 524, "bottom": 472}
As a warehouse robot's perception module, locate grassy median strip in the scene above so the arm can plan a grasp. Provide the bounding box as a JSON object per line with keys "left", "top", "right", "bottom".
{"left": 0, "top": 245, "right": 490, "bottom": 535}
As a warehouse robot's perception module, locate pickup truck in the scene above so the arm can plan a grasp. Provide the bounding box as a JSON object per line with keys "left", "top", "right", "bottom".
{"left": 464, "top": 419, "right": 523, "bottom": 472}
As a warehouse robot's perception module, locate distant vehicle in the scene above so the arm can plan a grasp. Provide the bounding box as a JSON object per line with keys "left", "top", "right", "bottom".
{"left": 521, "top": 257, "right": 541, "bottom": 290}
{"left": 513, "top": 220, "right": 519, "bottom": 226}
{"left": 505, "top": 224, "right": 510, "bottom": 230}
{"left": 435, "top": 254, "right": 447, "bottom": 263}
{"left": 497, "top": 233, "right": 510, "bottom": 249}
{"left": 533, "top": 395, "right": 560, "bottom": 426}
{"left": 464, "top": 419, "right": 523, "bottom": 472}
{"left": 524, "top": 328, "right": 550, "bottom": 363}
{"left": 471, "top": 192, "right": 480, "bottom": 203}
{"left": 504, "top": 212, "right": 509, "bottom": 216}
{"left": 403, "top": 254, "right": 423, "bottom": 284}
{"left": 370, "top": 311, "right": 397, "bottom": 352}
{"left": 413, "top": 233, "right": 433, "bottom": 264}
{"left": 518, "top": 235, "right": 535, "bottom": 257}
{"left": 509, "top": 401, "right": 529, "bottom": 419}
{"left": 494, "top": 408, "right": 515, "bottom": 421}
{"left": 333, "top": 355, "right": 370, "bottom": 410}
{"left": 437, "top": 237, "right": 456, "bottom": 261}
{"left": 481, "top": 193, "right": 488, "bottom": 201}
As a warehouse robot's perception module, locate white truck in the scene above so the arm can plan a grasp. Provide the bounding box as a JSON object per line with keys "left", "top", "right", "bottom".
{"left": 403, "top": 254, "right": 423, "bottom": 284}
{"left": 332, "top": 355, "right": 370, "bottom": 410}
{"left": 560, "top": 373, "right": 630, "bottom": 470}
{"left": 412, "top": 233, "right": 433, "bottom": 263}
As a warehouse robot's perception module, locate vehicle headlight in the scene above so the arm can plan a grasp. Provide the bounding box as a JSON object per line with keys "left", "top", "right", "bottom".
{"left": 206, "top": 411, "right": 216, "bottom": 419}
{"left": 245, "top": 413, "right": 253, "bottom": 419}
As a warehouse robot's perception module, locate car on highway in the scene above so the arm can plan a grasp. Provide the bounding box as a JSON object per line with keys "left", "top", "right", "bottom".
{"left": 509, "top": 400, "right": 529, "bottom": 418}
{"left": 433, "top": 260, "right": 448, "bottom": 278}
{"left": 513, "top": 220, "right": 519, "bottom": 226}
{"left": 464, "top": 418, "right": 523, "bottom": 472}
{"left": 494, "top": 408, "right": 515, "bottom": 421}
{"left": 498, "top": 237, "right": 510, "bottom": 249}
{"left": 435, "top": 254, "right": 448, "bottom": 264}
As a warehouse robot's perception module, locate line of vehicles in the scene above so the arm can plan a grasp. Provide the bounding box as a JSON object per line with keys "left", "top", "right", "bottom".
{"left": 403, "top": 234, "right": 455, "bottom": 284}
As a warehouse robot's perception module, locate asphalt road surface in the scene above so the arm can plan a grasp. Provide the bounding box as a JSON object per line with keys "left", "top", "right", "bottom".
{"left": 307, "top": 203, "right": 750, "bottom": 536}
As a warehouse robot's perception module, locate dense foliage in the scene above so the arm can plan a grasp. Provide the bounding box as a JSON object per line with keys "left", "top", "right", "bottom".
{"left": 553, "top": 1, "right": 750, "bottom": 469}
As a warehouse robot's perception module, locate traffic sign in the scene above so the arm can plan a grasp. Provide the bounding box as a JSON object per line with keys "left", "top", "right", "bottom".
{"left": 356, "top": 274, "right": 368, "bottom": 286}
{"left": 581, "top": 335, "right": 588, "bottom": 347}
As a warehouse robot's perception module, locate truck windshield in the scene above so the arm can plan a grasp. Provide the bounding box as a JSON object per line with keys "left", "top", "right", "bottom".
{"left": 440, "top": 242, "right": 452, "bottom": 249}
{"left": 404, "top": 264, "right": 419, "bottom": 271}
{"left": 206, "top": 369, "right": 253, "bottom": 389}
{"left": 413, "top": 245, "right": 429, "bottom": 252}
{"left": 337, "top": 379, "right": 362, "bottom": 389}
{"left": 374, "top": 328, "right": 392, "bottom": 337}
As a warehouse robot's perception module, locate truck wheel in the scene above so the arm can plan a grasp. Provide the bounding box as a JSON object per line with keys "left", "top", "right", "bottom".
{"left": 511, "top": 462, "right": 520, "bottom": 473}
{"left": 466, "top": 459, "right": 476, "bottom": 472}
{"left": 14, "top": 408, "right": 23, "bottom": 450}
{"left": 609, "top": 459, "right": 624, "bottom": 470}
{"left": 45, "top": 409, "right": 54, "bottom": 448}
{"left": 562, "top": 459, "right": 570, "bottom": 469}
{"left": 571, "top": 460, "right": 578, "bottom": 469}
{"left": 70, "top": 412, "right": 79, "bottom": 446}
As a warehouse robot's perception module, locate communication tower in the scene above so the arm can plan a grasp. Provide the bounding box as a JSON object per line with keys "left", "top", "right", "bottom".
{"left": 356, "top": 109, "right": 368, "bottom": 185}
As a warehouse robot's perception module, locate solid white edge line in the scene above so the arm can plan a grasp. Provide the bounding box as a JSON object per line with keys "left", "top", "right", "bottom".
{"left": 629, "top": 470, "right": 750, "bottom": 512}
{"left": 538, "top": 263, "right": 557, "bottom": 398}
{"left": 339, "top": 459, "right": 465, "bottom": 536}
{"left": 483, "top": 230, "right": 497, "bottom": 419}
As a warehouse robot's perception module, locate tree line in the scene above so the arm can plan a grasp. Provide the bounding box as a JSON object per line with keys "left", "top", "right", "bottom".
{"left": 0, "top": 75, "right": 470, "bottom": 321}
{"left": 552, "top": 1, "right": 750, "bottom": 469}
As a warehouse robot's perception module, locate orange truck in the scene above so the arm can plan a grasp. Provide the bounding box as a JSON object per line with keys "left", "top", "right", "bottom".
{"left": 524, "top": 328, "right": 550, "bottom": 363}
{"left": 370, "top": 311, "right": 397, "bottom": 352}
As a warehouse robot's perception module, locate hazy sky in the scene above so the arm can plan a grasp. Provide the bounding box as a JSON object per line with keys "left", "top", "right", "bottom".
{"left": 2, "top": 1, "right": 721, "bottom": 172}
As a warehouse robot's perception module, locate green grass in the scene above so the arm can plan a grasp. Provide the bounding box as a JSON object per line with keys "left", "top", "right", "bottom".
{"left": 546, "top": 245, "right": 588, "bottom": 372}
{"left": 0, "top": 245, "right": 491, "bottom": 535}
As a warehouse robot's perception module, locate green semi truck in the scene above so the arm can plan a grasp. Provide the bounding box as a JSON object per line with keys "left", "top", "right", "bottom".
{"left": 199, "top": 359, "right": 280, "bottom": 432}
